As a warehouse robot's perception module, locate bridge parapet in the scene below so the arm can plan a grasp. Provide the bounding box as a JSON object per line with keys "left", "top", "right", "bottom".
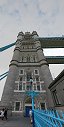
{"left": 33, "top": 109, "right": 64, "bottom": 127}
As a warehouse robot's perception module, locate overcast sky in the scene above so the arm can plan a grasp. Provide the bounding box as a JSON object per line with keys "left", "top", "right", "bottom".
{"left": 0, "top": 0, "right": 64, "bottom": 100}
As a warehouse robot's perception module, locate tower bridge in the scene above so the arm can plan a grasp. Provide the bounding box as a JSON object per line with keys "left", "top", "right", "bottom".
{"left": 39, "top": 37, "right": 64, "bottom": 48}
{"left": 0, "top": 31, "right": 64, "bottom": 127}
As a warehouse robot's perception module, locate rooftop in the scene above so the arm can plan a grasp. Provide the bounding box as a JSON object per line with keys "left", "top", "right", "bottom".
{"left": 49, "top": 69, "right": 64, "bottom": 89}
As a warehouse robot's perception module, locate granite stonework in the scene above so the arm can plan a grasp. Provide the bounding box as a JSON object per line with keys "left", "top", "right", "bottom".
{"left": 49, "top": 69, "right": 64, "bottom": 110}
{"left": 1, "top": 31, "right": 54, "bottom": 112}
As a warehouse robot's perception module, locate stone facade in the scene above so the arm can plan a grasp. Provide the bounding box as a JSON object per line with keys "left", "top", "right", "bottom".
{"left": 49, "top": 69, "right": 64, "bottom": 110}
{"left": 1, "top": 31, "right": 54, "bottom": 112}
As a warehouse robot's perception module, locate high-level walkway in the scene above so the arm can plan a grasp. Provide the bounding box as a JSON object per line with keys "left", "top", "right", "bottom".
{"left": 0, "top": 113, "right": 32, "bottom": 127}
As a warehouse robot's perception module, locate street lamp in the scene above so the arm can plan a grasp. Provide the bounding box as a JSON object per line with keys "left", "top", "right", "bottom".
{"left": 25, "top": 78, "right": 39, "bottom": 126}
{"left": 26, "top": 78, "right": 39, "bottom": 110}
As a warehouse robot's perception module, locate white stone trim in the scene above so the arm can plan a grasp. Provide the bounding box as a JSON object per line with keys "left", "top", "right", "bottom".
{"left": 25, "top": 104, "right": 32, "bottom": 106}
{"left": 14, "top": 102, "right": 15, "bottom": 111}
{"left": 25, "top": 104, "right": 35, "bottom": 106}
{"left": 12, "top": 111, "right": 23, "bottom": 113}
{"left": 40, "top": 84, "right": 41, "bottom": 91}
{"left": 39, "top": 90, "right": 46, "bottom": 93}
{"left": 14, "top": 90, "right": 25, "bottom": 92}
{"left": 14, "top": 80, "right": 46, "bottom": 92}
{"left": 15, "top": 81, "right": 19, "bottom": 83}
{"left": 45, "top": 102, "right": 47, "bottom": 110}
{"left": 14, "top": 90, "right": 46, "bottom": 93}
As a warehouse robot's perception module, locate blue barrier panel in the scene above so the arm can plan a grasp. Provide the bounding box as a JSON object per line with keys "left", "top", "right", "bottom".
{"left": 33, "top": 109, "right": 64, "bottom": 127}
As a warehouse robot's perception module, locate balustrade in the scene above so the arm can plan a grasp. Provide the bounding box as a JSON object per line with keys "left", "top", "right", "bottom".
{"left": 33, "top": 109, "right": 64, "bottom": 127}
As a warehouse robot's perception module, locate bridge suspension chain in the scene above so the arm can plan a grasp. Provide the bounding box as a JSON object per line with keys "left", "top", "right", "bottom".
{"left": 0, "top": 42, "right": 16, "bottom": 52}
{"left": 0, "top": 42, "right": 15, "bottom": 80}
{"left": 0, "top": 71, "right": 8, "bottom": 80}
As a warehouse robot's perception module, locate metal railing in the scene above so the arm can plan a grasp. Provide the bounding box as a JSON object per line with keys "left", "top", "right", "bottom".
{"left": 33, "top": 109, "right": 64, "bottom": 127}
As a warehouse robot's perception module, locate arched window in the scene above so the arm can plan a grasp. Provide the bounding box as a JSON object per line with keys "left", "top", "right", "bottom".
{"left": 27, "top": 72, "right": 32, "bottom": 81}
{"left": 22, "top": 56, "right": 23, "bottom": 62}
{"left": 27, "top": 55, "right": 30, "bottom": 62}
{"left": 33, "top": 55, "right": 35, "bottom": 62}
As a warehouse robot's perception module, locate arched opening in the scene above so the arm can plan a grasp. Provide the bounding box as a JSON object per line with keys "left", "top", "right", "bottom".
{"left": 25, "top": 97, "right": 32, "bottom": 104}
{"left": 26, "top": 72, "right": 32, "bottom": 81}
{"left": 24, "top": 97, "right": 32, "bottom": 117}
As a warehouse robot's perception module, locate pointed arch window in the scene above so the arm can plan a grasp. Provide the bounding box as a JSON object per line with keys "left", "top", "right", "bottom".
{"left": 27, "top": 55, "right": 30, "bottom": 62}
{"left": 27, "top": 73, "right": 32, "bottom": 81}
{"left": 34, "top": 69, "right": 39, "bottom": 75}
{"left": 19, "top": 69, "right": 24, "bottom": 75}
{"left": 33, "top": 55, "right": 35, "bottom": 62}
{"left": 22, "top": 56, "right": 23, "bottom": 62}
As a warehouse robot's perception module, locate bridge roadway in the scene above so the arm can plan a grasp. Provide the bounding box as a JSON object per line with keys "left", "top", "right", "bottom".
{"left": 0, "top": 113, "right": 32, "bottom": 127}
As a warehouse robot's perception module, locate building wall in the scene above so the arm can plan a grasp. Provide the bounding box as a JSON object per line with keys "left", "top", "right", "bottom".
{"left": 1, "top": 31, "right": 54, "bottom": 111}
{"left": 49, "top": 70, "right": 64, "bottom": 110}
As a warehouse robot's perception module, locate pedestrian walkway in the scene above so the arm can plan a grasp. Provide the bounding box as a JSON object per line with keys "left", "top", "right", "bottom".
{"left": 0, "top": 113, "right": 32, "bottom": 127}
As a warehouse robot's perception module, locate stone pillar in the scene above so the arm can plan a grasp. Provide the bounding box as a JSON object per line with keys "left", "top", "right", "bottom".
{"left": 1, "top": 32, "right": 23, "bottom": 108}
{"left": 1, "top": 66, "right": 18, "bottom": 108}
{"left": 35, "top": 40, "right": 54, "bottom": 108}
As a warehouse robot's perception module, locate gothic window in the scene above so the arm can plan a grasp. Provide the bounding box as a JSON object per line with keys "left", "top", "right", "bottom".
{"left": 14, "top": 101, "right": 22, "bottom": 111}
{"left": 41, "top": 83, "right": 44, "bottom": 90}
{"left": 33, "top": 56, "right": 35, "bottom": 62}
{"left": 34, "top": 69, "right": 39, "bottom": 75}
{"left": 15, "top": 102, "right": 21, "bottom": 111}
{"left": 27, "top": 55, "right": 30, "bottom": 62}
{"left": 52, "top": 89, "right": 60, "bottom": 106}
{"left": 15, "top": 101, "right": 21, "bottom": 111}
{"left": 33, "top": 84, "right": 36, "bottom": 90}
{"left": 27, "top": 73, "right": 32, "bottom": 81}
{"left": 23, "top": 83, "right": 25, "bottom": 90}
{"left": 27, "top": 56, "right": 28, "bottom": 62}
{"left": 24, "top": 57, "right": 26, "bottom": 62}
{"left": 19, "top": 77, "right": 22, "bottom": 81}
{"left": 37, "top": 84, "right": 40, "bottom": 91}
{"left": 28, "top": 56, "right": 30, "bottom": 62}
{"left": 40, "top": 103, "right": 45, "bottom": 110}
{"left": 36, "top": 77, "right": 39, "bottom": 81}
{"left": 26, "top": 84, "right": 30, "bottom": 91}
{"left": 22, "top": 56, "right": 23, "bottom": 62}
{"left": 19, "top": 82, "right": 22, "bottom": 90}
{"left": 19, "top": 69, "right": 24, "bottom": 75}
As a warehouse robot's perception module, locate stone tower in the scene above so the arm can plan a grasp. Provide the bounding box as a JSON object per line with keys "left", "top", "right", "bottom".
{"left": 1, "top": 31, "right": 54, "bottom": 111}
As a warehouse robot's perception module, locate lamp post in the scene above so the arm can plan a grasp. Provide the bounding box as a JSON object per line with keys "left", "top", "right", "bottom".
{"left": 26, "top": 78, "right": 39, "bottom": 127}
{"left": 28, "top": 78, "right": 39, "bottom": 110}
